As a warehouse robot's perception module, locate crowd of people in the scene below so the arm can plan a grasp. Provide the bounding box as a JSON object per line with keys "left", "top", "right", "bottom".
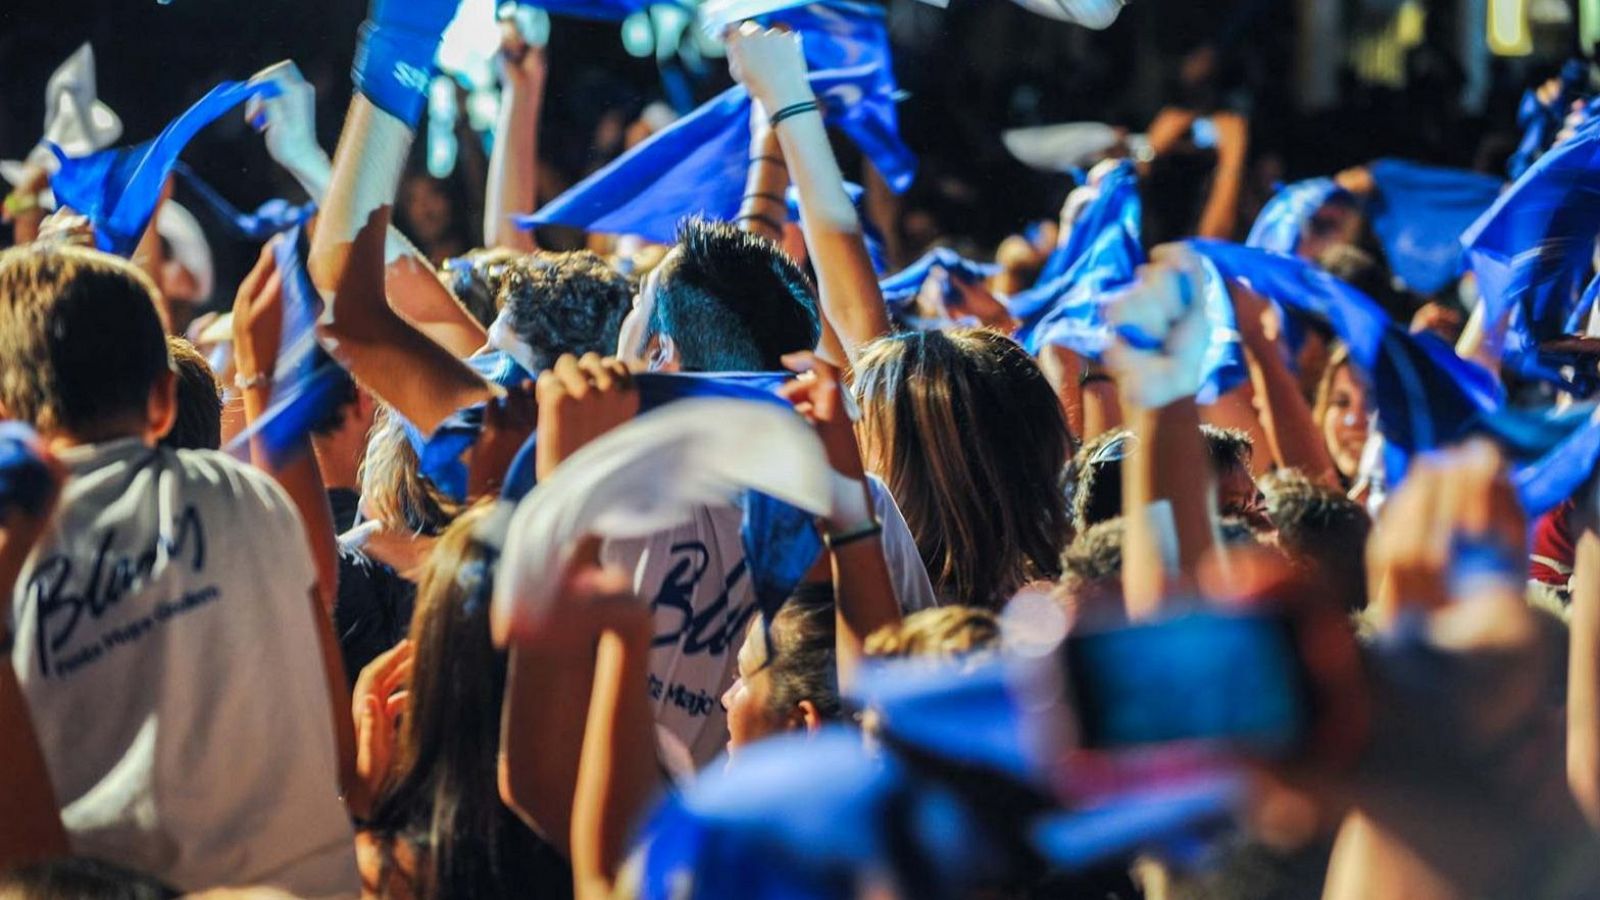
{"left": 3, "top": 0, "right": 1600, "bottom": 898}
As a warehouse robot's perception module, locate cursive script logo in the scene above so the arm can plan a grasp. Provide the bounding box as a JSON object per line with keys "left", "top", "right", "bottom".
{"left": 27, "top": 505, "right": 206, "bottom": 678}
{"left": 650, "top": 540, "right": 755, "bottom": 659}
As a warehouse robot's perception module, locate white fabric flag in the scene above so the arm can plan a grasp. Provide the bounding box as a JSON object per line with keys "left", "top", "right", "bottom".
{"left": 1, "top": 43, "right": 123, "bottom": 187}
{"left": 491, "top": 398, "right": 834, "bottom": 645}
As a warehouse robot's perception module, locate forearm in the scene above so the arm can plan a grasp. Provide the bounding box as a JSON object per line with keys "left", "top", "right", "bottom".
{"left": 1569, "top": 527, "right": 1600, "bottom": 830}
{"left": 1081, "top": 380, "right": 1124, "bottom": 441}
{"left": 242, "top": 384, "right": 340, "bottom": 612}
{"left": 1122, "top": 399, "right": 1217, "bottom": 618}
{"left": 1243, "top": 334, "right": 1338, "bottom": 483}
{"left": 310, "top": 97, "right": 497, "bottom": 434}
{"left": 385, "top": 250, "right": 490, "bottom": 356}
{"left": 772, "top": 106, "right": 891, "bottom": 363}
{"left": 1195, "top": 150, "right": 1247, "bottom": 241}
{"left": 0, "top": 539, "right": 68, "bottom": 867}
{"left": 485, "top": 77, "right": 541, "bottom": 253}
{"left": 739, "top": 123, "right": 790, "bottom": 244}
{"left": 571, "top": 622, "right": 661, "bottom": 899}
{"left": 830, "top": 536, "right": 899, "bottom": 688}
{"left": 500, "top": 644, "right": 596, "bottom": 857}
{"left": 1037, "top": 346, "right": 1087, "bottom": 441}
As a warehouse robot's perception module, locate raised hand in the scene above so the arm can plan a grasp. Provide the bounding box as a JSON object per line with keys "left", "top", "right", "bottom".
{"left": 534, "top": 354, "right": 640, "bottom": 482}
{"left": 349, "top": 639, "right": 413, "bottom": 817}
{"left": 246, "top": 61, "right": 329, "bottom": 192}
{"left": 467, "top": 380, "right": 537, "bottom": 499}
{"left": 725, "top": 23, "right": 814, "bottom": 114}
{"left": 1102, "top": 251, "right": 1211, "bottom": 410}
{"left": 231, "top": 240, "right": 287, "bottom": 392}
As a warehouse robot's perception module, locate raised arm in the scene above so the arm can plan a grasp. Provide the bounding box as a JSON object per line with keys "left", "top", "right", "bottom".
{"left": 1104, "top": 258, "right": 1220, "bottom": 617}
{"left": 727, "top": 25, "right": 891, "bottom": 365}
{"left": 778, "top": 353, "right": 899, "bottom": 686}
{"left": 483, "top": 16, "right": 545, "bottom": 253}
{"left": 1570, "top": 485, "right": 1600, "bottom": 830}
{"left": 0, "top": 433, "right": 68, "bottom": 868}
{"left": 251, "top": 56, "right": 492, "bottom": 418}
{"left": 1194, "top": 112, "right": 1249, "bottom": 241}
{"left": 1229, "top": 277, "right": 1339, "bottom": 483}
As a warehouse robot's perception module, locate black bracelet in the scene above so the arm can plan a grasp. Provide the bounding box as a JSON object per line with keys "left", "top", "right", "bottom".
{"left": 749, "top": 154, "right": 788, "bottom": 168}
{"left": 825, "top": 520, "right": 883, "bottom": 550}
{"left": 1080, "top": 372, "right": 1114, "bottom": 388}
{"left": 735, "top": 213, "right": 785, "bottom": 234}
{"left": 743, "top": 191, "right": 787, "bottom": 206}
{"left": 768, "top": 99, "right": 821, "bottom": 128}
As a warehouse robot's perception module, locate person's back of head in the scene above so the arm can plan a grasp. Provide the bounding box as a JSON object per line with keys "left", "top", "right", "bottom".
{"left": 361, "top": 405, "right": 461, "bottom": 536}
{"left": 1261, "top": 469, "right": 1372, "bottom": 611}
{"left": 498, "top": 250, "right": 633, "bottom": 371}
{"left": 1072, "top": 429, "right": 1135, "bottom": 532}
{"left": 161, "top": 336, "right": 221, "bottom": 452}
{"left": 369, "top": 502, "right": 568, "bottom": 899}
{"left": 1060, "top": 517, "right": 1125, "bottom": 624}
{"left": 864, "top": 606, "right": 1001, "bottom": 667}
{"left": 640, "top": 218, "right": 820, "bottom": 372}
{"left": 0, "top": 245, "right": 173, "bottom": 444}
{"left": 0, "top": 857, "right": 178, "bottom": 900}
{"left": 855, "top": 328, "right": 1071, "bottom": 608}
{"left": 442, "top": 247, "right": 520, "bottom": 327}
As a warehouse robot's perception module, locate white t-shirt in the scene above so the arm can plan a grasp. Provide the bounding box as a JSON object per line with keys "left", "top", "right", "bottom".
{"left": 603, "top": 476, "right": 936, "bottom": 767}
{"left": 8, "top": 440, "right": 358, "bottom": 898}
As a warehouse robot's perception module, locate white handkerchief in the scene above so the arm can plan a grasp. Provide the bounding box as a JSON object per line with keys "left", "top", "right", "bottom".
{"left": 1003, "top": 122, "right": 1139, "bottom": 173}
{"left": 1010, "top": 0, "right": 1126, "bottom": 29}
{"left": 491, "top": 398, "right": 833, "bottom": 645}
{"left": 1, "top": 44, "right": 123, "bottom": 187}
{"left": 698, "top": 0, "right": 810, "bottom": 38}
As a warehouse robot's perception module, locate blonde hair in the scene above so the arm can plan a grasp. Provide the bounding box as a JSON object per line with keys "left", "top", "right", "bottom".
{"left": 864, "top": 606, "right": 1001, "bottom": 665}
{"left": 359, "top": 405, "right": 462, "bottom": 535}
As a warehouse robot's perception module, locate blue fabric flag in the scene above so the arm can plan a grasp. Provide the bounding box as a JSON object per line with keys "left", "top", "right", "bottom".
{"left": 1190, "top": 240, "right": 1500, "bottom": 475}
{"left": 1462, "top": 118, "right": 1600, "bottom": 345}
{"left": 1244, "top": 177, "right": 1350, "bottom": 257}
{"left": 878, "top": 247, "right": 1000, "bottom": 310}
{"left": 1512, "top": 407, "right": 1600, "bottom": 518}
{"left": 49, "top": 80, "right": 279, "bottom": 256}
{"left": 1035, "top": 159, "right": 1140, "bottom": 285}
{"left": 1507, "top": 58, "right": 1589, "bottom": 180}
{"left": 1366, "top": 159, "right": 1502, "bottom": 296}
{"left": 0, "top": 422, "right": 55, "bottom": 518}
{"left": 521, "top": 64, "right": 913, "bottom": 243}
{"left": 172, "top": 162, "right": 315, "bottom": 241}
{"left": 515, "top": 0, "right": 681, "bottom": 19}
{"left": 1011, "top": 222, "right": 1141, "bottom": 356}
{"left": 225, "top": 224, "right": 357, "bottom": 468}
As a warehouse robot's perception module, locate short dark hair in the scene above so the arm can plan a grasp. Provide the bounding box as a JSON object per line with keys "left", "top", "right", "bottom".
{"left": 764, "top": 584, "right": 842, "bottom": 722}
{"left": 441, "top": 247, "right": 521, "bottom": 327}
{"left": 1072, "top": 427, "right": 1254, "bottom": 532}
{"left": 162, "top": 337, "right": 221, "bottom": 451}
{"left": 1060, "top": 517, "right": 1125, "bottom": 623}
{"left": 1071, "top": 429, "right": 1135, "bottom": 532}
{"left": 1261, "top": 469, "right": 1372, "bottom": 611}
{"left": 648, "top": 218, "right": 820, "bottom": 372}
{"left": 500, "top": 250, "right": 632, "bottom": 370}
{"left": 0, "top": 245, "right": 170, "bottom": 437}
{"left": 1201, "top": 425, "right": 1254, "bottom": 473}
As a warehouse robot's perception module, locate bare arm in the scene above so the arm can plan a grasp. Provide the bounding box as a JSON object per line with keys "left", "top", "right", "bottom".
{"left": 309, "top": 96, "right": 498, "bottom": 435}
{"left": 571, "top": 606, "right": 661, "bottom": 899}
{"left": 1570, "top": 498, "right": 1600, "bottom": 830}
{"left": 0, "top": 449, "right": 69, "bottom": 867}
{"left": 484, "top": 28, "right": 545, "bottom": 253}
{"left": 1229, "top": 280, "right": 1338, "bottom": 482}
{"left": 1120, "top": 399, "right": 1217, "bottom": 617}
{"left": 730, "top": 27, "right": 891, "bottom": 365}
{"left": 1194, "top": 112, "right": 1249, "bottom": 241}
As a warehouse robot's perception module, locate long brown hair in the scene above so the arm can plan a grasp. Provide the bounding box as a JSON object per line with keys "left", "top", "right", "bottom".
{"left": 853, "top": 328, "right": 1072, "bottom": 608}
{"left": 366, "top": 504, "right": 570, "bottom": 899}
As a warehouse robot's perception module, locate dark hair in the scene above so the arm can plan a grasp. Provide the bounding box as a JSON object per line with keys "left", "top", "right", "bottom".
{"left": 646, "top": 218, "right": 820, "bottom": 372}
{"left": 1071, "top": 429, "right": 1136, "bottom": 532}
{"left": 0, "top": 857, "right": 178, "bottom": 900}
{"left": 762, "top": 585, "right": 843, "bottom": 723}
{"left": 1060, "top": 517, "right": 1125, "bottom": 623}
{"left": 161, "top": 336, "right": 221, "bottom": 451}
{"left": 308, "top": 373, "right": 362, "bottom": 438}
{"left": 500, "top": 251, "right": 633, "bottom": 370}
{"left": 367, "top": 504, "right": 570, "bottom": 899}
{"left": 855, "top": 329, "right": 1071, "bottom": 607}
{"left": 1201, "top": 425, "right": 1254, "bottom": 473}
{"left": 1318, "top": 243, "right": 1416, "bottom": 322}
{"left": 1261, "top": 469, "right": 1372, "bottom": 612}
{"left": 0, "top": 245, "right": 170, "bottom": 438}
{"left": 1072, "top": 427, "right": 1254, "bottom": 532}
{"left": 1138, "top": 150, "right": 1217, "bottom": 247}
{"left": 441, "top": 248, "right": 521, "bottom": 327}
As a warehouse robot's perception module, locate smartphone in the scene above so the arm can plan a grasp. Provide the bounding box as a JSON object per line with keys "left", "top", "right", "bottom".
{"left": 1064, "top": 610, "right": 1311, "bottom": 755}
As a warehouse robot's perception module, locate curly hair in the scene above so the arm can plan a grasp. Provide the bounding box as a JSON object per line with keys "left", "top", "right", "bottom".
{"left": 498, "top": 250, "right": 632, "bottom": 372}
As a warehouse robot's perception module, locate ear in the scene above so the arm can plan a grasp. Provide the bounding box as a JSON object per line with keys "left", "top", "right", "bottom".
{"left": 649, "top": 333, "right": 680, "bottom": 372}
{"left": 146, "top": 368, "right": 178, "bottom": 444}
{"left": 796, "top": 699, "right": 825, "bottom": 734}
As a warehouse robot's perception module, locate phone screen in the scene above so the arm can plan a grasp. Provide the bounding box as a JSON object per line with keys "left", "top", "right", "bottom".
{"left": 1065, "top": 611, "right": 1310, "bottom": 754}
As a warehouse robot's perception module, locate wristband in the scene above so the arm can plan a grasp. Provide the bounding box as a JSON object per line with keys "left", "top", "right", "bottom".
{"left": 743, "top": 191, "right": 787, "bottom": 206}
{"left": 352, "top": 21, "right": 441, "bottom": 127}
{"left": 768, "top": 100, "right": 821, "bottom": 129}
{"left": 749, "top": 155, "right": 788, "bottom": 168}
{"left": 234, "top": 371, "right": 273, "bottom": 392}
{"left": 1080, "top": 372, "right": 1114, "bottom": 388}
{"left": 735, "top": 213, "right": 784, "bottom": 234}
{"left": 826, "top": 520, "right": 883, "bottom": 550}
